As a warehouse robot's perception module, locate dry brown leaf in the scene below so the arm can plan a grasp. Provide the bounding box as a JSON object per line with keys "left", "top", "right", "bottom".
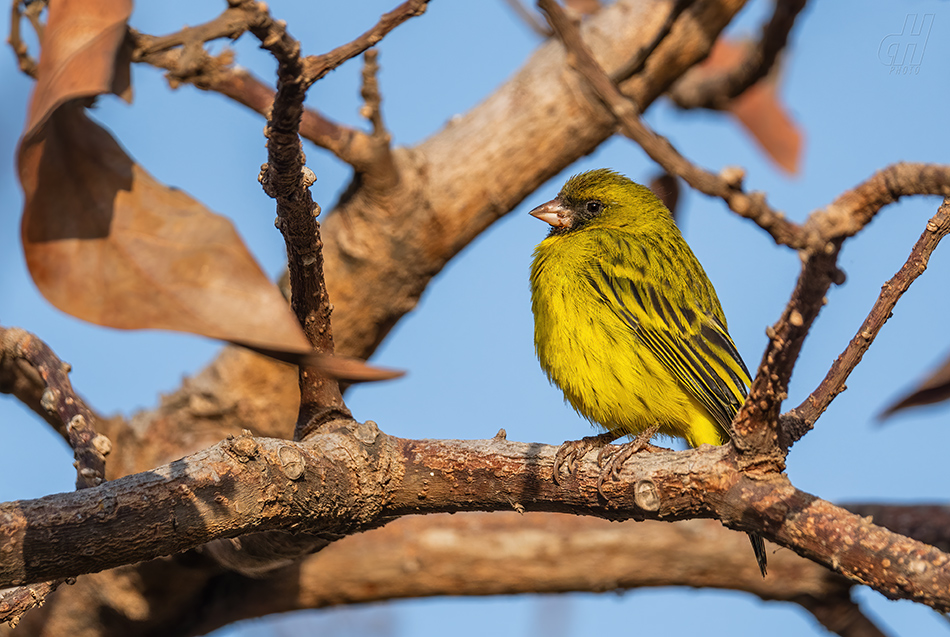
{"left": 304, "top": 353, "right": 405, "bottom": 383}
{"left": 19, "top": 107, "right": 314, "bottom": 355}
{"left": 701, "top": 39, "right": 802, "bottom": 175}
{"left": 250, "top": 347, "right": 404, "bottom": 383}
{"left": 879, "top": 352, "right": 950, "bottom": 420}
{"left": 15, "top": 0, "right": 317, "bottom": 357}
{"left": 23, "top": 0, "right": 132, "bottom": 138}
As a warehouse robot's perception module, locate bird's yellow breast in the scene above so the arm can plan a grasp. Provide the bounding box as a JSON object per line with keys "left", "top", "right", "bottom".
{"left": 530, "top": 233, "right": 726, "bottom": 447}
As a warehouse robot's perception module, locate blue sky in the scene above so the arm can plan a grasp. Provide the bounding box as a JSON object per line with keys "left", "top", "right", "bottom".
{"left": 2, "top": 1, "right": 948, "bottom": 636}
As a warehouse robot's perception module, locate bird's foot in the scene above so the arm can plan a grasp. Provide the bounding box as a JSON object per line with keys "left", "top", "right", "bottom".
{"left": 552, "top": 431, "right": 622, "bottom": 484}
{"left": 596, "top": 425, "right": 662, "bottom": 499}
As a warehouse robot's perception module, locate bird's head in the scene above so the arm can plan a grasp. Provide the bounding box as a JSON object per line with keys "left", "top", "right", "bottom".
{"left": 529, "top": 169, "right": 668, "bottom": 234}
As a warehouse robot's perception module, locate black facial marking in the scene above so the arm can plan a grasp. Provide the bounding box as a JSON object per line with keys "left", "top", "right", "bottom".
{"left": 551, "top": 197, "right": 607, "bottom": 236}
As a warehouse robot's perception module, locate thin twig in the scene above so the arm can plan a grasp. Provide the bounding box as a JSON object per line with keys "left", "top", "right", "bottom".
{"left": 356, "top": 49, "right": 398, "bottom": 188}
{"left": 132, "top": 30, "right": 369, "bottom": 165}
{"left": 8, "top": 0, "right": 42, "bottom": 77}
{"left": 769, "top": 166, "right": 950, "bottom": 446}
{"left": 608, "top": 0, "right": 693, "bottom": 85}
{"left": 730, "top": 238, "right": 842, "bottom": 459}
{"left": 502, "top": 0, "right": 551, "bottom": 37}
{"left": 235, "top": 1, "right": 350, "bottom": 438}
{"left": 738, "top": 170, "right": 950, "bottom": 455}
{"left": 669, "top": 0, "right": 807, "bottom": 110}
{"left": 804, "top": 163, "right": 950, "bottom": 249}
{"left": 0, "top": 325, "right": 109, "bottom": 627}
{"left": 0, "top": 326, "right": 110, "bottom": 488}
{"left": 537, "top": 0, "right": 806, "bottom": 248}
{"left": 360, "top": 50, "right": 388, "bottom": 141}
{"left": 129, "top": 0, "right": 429, "bottom": 170}
{"left": 303, "top": 0, "right": 430, "bottom": 86}
{"left": 0, "top": 580, "right": 63, "bottom": 628}
{"left": 785, "top": 198, "right": 950, "bottom": 441}
{"left": 130, "top": 7, "right": 247, "bottom": 58}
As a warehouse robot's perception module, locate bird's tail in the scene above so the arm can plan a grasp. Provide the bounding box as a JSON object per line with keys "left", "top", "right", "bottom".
{"left": 748, "top": 532, "right": 768, "bottom": 577}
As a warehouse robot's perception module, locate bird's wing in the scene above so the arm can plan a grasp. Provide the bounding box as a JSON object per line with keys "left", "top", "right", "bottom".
{"left": 584, "top": 260, "right": 751, "bottom": 433}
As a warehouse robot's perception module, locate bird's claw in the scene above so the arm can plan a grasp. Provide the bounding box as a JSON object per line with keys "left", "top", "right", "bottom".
{"left": 552, "top": 432, "right": 620, "bottom": 484}
{"left": 596, "top": 425, "right": 661, "bottom": 499}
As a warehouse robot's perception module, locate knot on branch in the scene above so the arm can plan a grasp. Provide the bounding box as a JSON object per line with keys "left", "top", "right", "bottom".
{"left": 634, "top": 479, "right": 660, "bottom": 511}
{"left": 719, "top": 165, "right": 745, "bottom": 189}
{"left": 227, "top": 430, "right": 261, "bottom": 462}
{"left": 258, "top": 162, "right": 319, "bottom": 209}
{"left": 277, "top": 444, "right": 306, "bottom": 480}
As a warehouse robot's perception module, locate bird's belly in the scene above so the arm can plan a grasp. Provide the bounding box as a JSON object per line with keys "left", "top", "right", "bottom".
{"left": 535, "top": 294, "right": 711, "bottom": 442}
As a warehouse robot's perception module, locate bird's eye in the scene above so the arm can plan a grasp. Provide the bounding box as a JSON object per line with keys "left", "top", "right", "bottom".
{"left": 586, "top": 201, "right": 603, "bottom": 214}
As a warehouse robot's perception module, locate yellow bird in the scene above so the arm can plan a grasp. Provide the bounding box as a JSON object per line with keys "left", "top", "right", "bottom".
{"left": 529, "top": 169, "right": 767, "bottom": 576}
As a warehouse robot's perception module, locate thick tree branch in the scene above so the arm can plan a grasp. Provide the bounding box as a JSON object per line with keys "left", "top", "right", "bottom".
{"left": 2, "top": 431, "right": 949, "bottom": 611}
{"left": 842, "top": 504, "right": 950, "bottom": 554}
{"left": 9, "top": 513, "right": 888, "bottom": 637}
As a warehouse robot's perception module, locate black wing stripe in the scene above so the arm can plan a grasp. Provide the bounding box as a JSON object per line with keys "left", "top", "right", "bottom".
{"left": 585, "top": 260, "right": 750, "bottom": 431}
{"left": 636, "top": 330, "right": 724, "bottom": 423}
{"left": 694, "top": 336, "right": 748, "bottom": 404}
{"left": 667, "top": 338, "right": 735, "bottom": 429}
{"left": 701, "top": 322, "right": 751, "bottom": 380}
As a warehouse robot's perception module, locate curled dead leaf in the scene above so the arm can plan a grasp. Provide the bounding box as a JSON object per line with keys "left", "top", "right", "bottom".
{"left": 244, "top": 345, "right": 404, "bottom": 383}
{"left": 23, "top": 0, "right": 133, "bottom": 137}
{"left": 302, "top": 353, "right": 405, "bottom": 383}
{"left": 16, "top": 0, "right": 329, "bottom": 361}
{"left": 19, "top": 106, "right": 315, "bottom": 356}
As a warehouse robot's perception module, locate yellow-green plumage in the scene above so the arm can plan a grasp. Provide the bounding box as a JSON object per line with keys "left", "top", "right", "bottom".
{"left": 529, "top": 169, "right": 766, "bottom": 575}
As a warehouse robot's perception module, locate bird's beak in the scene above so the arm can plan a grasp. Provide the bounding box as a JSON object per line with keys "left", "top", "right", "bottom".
{"left": 529, "top": 199, "right": 571, "bottom": 228}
